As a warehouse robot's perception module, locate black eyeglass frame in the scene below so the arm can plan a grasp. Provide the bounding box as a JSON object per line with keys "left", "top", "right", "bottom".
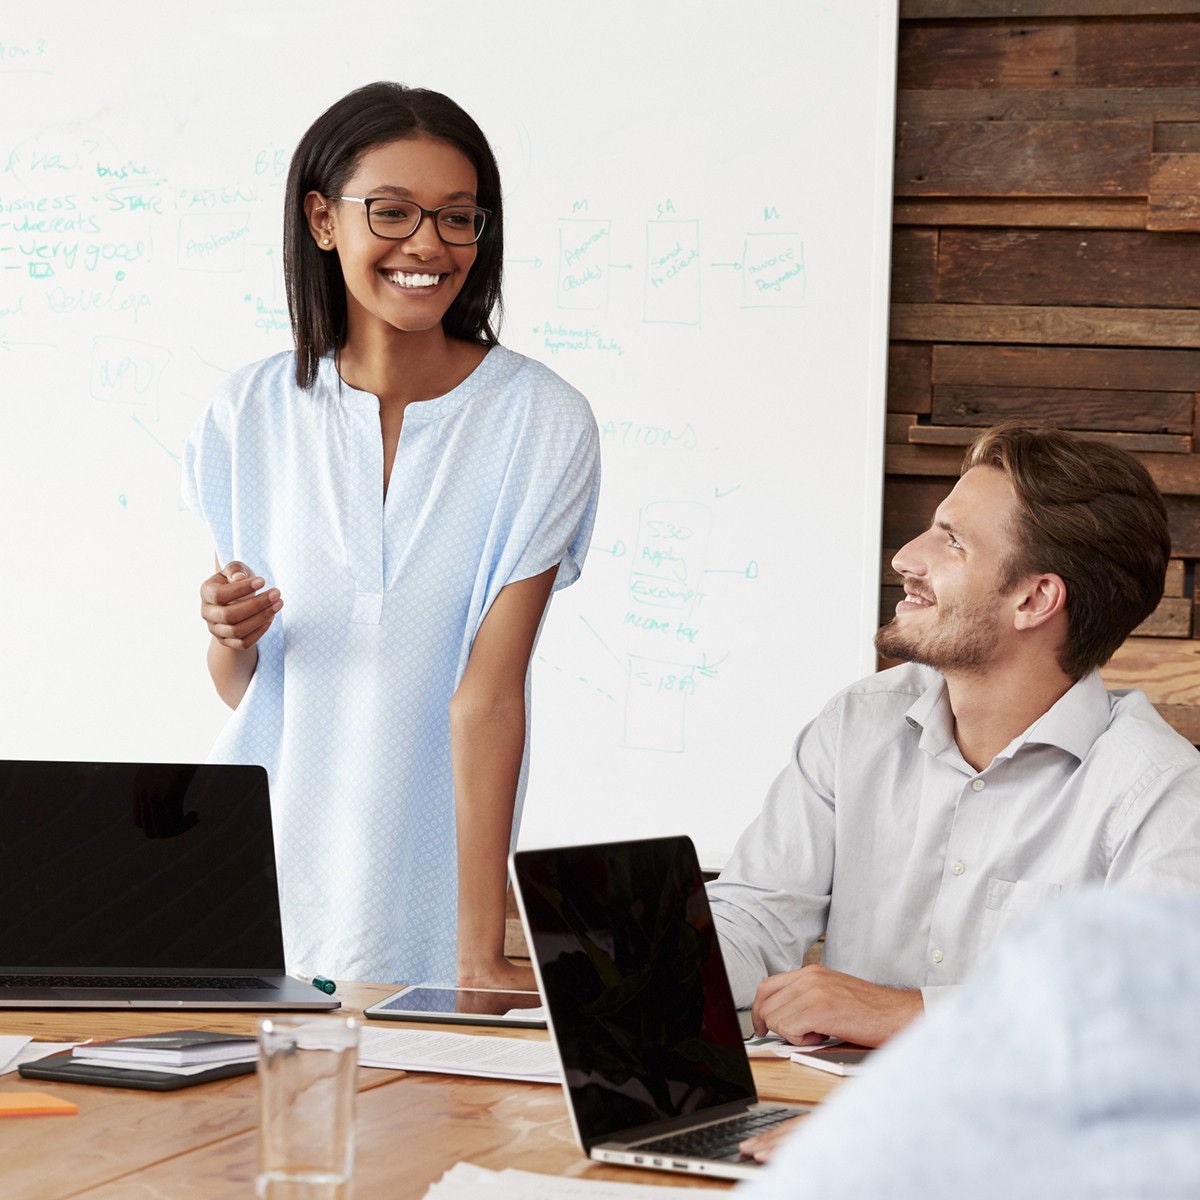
{"left": 329, "top": 196, "right": 491, "bottom": 245}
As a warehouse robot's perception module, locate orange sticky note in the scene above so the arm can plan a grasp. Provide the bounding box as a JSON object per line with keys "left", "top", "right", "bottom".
{"left": 0, "top": 1091, "right": 79, "bottom": 1117}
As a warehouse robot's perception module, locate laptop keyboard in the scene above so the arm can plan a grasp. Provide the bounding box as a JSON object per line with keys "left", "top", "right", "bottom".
{"left": 0, "top": 975, "right": 274, "bottom": 990}
{"left": 634, "top": 1105, "right": 801, "bottom": 1161}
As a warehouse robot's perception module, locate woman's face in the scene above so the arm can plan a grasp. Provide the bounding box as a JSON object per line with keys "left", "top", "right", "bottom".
{"left": 310, "top": 134, "right": 480, "bottom": 341}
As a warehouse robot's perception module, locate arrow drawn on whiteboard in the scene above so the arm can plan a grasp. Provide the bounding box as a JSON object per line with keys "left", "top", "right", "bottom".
{"left": 696, "top": 652, "right": 729, "bottom": 679}
{"left": 191, "top": 347, "right": 238, "bottom": 375}
{"left": 703, "top": 560, "right": 759, "bottom": 579}
{"left": 714, "top": 485, "right": 741, "bottom": 499}
{"left": 590, "top": 539, "right": 626, "bottom": 558}
{"left": 130, "top": 414, "right": 180, "bottom": 463}
{"left": 506, "top": 257, "right": 542, "bottom": 268}
{"left": 579, "top": 616, "right": 624, "bottom": 669}
{"left": 534, "top": 651, "right": 617, "bottom": 704}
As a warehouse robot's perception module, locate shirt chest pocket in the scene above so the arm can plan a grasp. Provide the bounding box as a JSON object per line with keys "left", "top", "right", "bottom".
{"left": 978, "top": 876, "right": 1066, "bottom": 959}
{"left": 985, "top": 876, "right": 1064, "bottom": 918}
{"left": 984, "top": 873, "right": 1070, "bottom": 936}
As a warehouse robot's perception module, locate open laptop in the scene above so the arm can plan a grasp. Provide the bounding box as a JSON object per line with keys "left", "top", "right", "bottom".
{"left": 0, "top": 759, "right": 337, "bottom": 1010}
{"left": 510, "top": 834, "right": 810, "bottom": 1182}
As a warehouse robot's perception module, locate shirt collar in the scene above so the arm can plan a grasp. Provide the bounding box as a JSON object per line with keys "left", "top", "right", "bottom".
{"left": 904, "top": 668, "right": 1111, "bottom": 767}
{"left": 1014, "top": 669, "right": 1111, "bottom": 762}
{"left": 905, "top": 674, "right": 958, "bottom": 760}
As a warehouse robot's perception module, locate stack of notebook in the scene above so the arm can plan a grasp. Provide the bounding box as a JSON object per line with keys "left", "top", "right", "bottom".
{"left": 20, "top": 1029, "right": 258, "bottom": 1091}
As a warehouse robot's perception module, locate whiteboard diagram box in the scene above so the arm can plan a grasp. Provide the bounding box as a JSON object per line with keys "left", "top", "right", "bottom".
{"left": 629, "top": 501, "right": 711, "bottom": 612}
{"left": 89, "top": 335, "right": 171, "bottom": 407}
{"left": 624, "top": 655, "right": 695, "bottom": 753}
{"left": 557, "top": 219, "right": 610, "bottom": 310}
{"left": 645, "top": 220, "right": 700, "bottom": 325}
{"left": 177, "top": 213, "right": 251, "bottom": 272}
{"left": 742, "top": 233, "right": 805, "bottom": 306}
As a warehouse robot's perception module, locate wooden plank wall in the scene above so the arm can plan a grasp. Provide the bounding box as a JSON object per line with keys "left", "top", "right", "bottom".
{"left": 885, "top": 0, "right": 1200, "bottom": 741}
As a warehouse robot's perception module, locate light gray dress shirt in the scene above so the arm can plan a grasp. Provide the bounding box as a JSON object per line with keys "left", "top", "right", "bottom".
{"left": 709, "top": 662, "right": 1200, "bottom": 1008}
{"left": 737, "top": 889, "right": 1200, "bottom": 1199}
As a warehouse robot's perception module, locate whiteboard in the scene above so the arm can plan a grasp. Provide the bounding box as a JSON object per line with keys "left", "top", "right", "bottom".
{"left": 0, "top": 1, "right": 897, "bottom": 869}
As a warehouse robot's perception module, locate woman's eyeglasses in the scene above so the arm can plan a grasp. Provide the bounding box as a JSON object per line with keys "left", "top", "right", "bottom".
{"left": 330, "top": 196, "right": 490, "bottom": 245}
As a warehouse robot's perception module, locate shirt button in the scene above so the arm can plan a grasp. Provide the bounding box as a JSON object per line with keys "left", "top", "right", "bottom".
{"left": 971, "top": 778, "right": 986, "bottom": 792}
{"left": 931, "top": 948, "right": 944, "bottom": 964}
{"left": 952, "top": 860, "right": 965, "bottom": 876}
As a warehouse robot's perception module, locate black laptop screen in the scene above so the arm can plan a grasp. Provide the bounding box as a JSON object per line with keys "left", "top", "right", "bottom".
{"left": 513, "top": 836, "right": 755, "bottom": 1143}
{"left": 0, "top": 761, "right": 285, "bottom": 971}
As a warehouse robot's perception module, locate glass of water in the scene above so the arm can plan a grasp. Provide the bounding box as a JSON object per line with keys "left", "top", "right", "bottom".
{"left": 257, "top": 1016, "right": 359, "bottom": 1199}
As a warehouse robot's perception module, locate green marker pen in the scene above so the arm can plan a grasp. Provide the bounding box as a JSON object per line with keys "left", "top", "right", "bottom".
{"left": 293, "top": 972, "right": 337, "bottom": 995}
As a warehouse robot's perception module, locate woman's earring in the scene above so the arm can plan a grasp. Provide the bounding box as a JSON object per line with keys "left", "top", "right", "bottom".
{"left": 321, "top": 237, "right": 332, "bottom": 247}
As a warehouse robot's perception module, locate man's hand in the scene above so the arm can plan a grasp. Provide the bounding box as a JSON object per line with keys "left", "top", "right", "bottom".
{"left": 739, "top": 1114, "right": 809, "bottom": 1164}
{"left": 751, "top": 964, "right": 923, "bottom": 1048}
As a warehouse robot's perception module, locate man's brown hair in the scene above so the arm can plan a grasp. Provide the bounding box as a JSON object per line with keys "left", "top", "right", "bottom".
{"left": 963, "top": 424, "right": 1170, "bottom": 681}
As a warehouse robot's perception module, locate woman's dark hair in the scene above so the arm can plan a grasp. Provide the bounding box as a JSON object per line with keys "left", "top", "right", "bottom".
{"left": 283, "top": 81, "right": 504, "bottom": 388}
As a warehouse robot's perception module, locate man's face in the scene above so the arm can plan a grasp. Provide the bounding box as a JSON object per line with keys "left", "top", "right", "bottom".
{"left": 875, "top": 466, "right": 1023, "bottom": 675}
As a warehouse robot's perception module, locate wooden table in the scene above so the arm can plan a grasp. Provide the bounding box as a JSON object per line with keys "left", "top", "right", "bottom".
{"left": 0, "top": 985, "right": 843, "bottom": 1199}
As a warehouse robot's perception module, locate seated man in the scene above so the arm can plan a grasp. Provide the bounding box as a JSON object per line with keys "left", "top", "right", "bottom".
{"left": 736, "top": 888, "right": 1200, "bottom": 1195}
{"left": 709, "top": 423, "right": 1200, "bottom": 1048}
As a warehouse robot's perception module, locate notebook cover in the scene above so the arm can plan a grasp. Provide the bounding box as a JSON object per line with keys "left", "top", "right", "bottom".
{"left": 19, "top": 1050, "right": 256, "bottom": 1091}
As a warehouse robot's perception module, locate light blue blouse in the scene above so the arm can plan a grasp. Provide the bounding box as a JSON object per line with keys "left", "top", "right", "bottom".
{"left": 183, "top": 346, "right": 600, "bottom": 984}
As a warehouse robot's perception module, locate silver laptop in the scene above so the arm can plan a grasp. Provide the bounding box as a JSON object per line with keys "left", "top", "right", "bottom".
{"left": 0, "top": 760, "right": 337, "bottom": 1010}
{"left": 511, "top": 835, "right": 810, "bottom": 1182}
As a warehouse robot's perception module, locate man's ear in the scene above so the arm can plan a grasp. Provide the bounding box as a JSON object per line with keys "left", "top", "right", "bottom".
{"left": 1013, "top": 573, "right": 1067, "bottom": 632}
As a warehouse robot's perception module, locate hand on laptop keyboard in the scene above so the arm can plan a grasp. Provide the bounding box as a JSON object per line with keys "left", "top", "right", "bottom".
{"left": 738, "top": 1113, "right": 810, "bottom": 1163}
{"left": 638, "top": 1106, "right": 800, "bottom": 1163}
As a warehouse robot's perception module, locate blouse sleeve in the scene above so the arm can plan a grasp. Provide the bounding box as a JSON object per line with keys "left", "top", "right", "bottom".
{"left": 472, "top": 382, "right": 601, "bottom": 632}
{"left": 519, "top": 413, "right": 601, "bottom": 594}
{"left": 180, "top": 395, "right": 236, "bottom": 568}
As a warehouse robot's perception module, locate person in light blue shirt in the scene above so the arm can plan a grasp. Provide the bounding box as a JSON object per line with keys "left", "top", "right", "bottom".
{"left": 710, "top": 425, "right": 1200, "bottom": 1048}
{"left": 738, "top": 888, "right": 1200, "bottom": 1198}
{"left": 183, "top": 83, "right": 599, "bottom": 988}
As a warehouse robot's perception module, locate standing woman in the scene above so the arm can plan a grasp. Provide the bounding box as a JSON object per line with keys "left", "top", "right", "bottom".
{"left": 183, "top": 83, "right": 600, "bottom": 989}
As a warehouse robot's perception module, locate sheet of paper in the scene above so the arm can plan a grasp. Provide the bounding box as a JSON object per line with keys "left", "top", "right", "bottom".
{"left": 0, "top": 1038, "right": 31, "bottom": 1075}
{"left": 0, "top": 1038, "right": 81, "bottom": 1076}
{"left": 358, "top": 1027, "right": 561, "bottom": 1083}
{"left": 744, "top": 1032, "right": 793, "bottom": 1058}
{"left": 744, "top": 1034, "right": 846, "bottom": 1059}
{"left": 424, "top": 1162, "right": 695, "bottom": 1197}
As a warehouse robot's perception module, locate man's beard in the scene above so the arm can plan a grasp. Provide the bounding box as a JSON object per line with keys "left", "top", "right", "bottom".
{"left": 875, "top": 594, "right": 1002, "bottom": 674}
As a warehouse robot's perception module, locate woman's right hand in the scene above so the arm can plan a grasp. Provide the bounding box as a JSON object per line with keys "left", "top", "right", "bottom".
{"left": 200, "top": 561, "right": 283, "bottom": 650}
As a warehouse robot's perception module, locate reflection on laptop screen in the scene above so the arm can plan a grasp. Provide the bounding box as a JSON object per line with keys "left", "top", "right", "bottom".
{"left": 0, "top": 761, "right": 284, "bottom": 971}
{"left": 515, "top": 836, "right": 753, "bottom": 1141}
